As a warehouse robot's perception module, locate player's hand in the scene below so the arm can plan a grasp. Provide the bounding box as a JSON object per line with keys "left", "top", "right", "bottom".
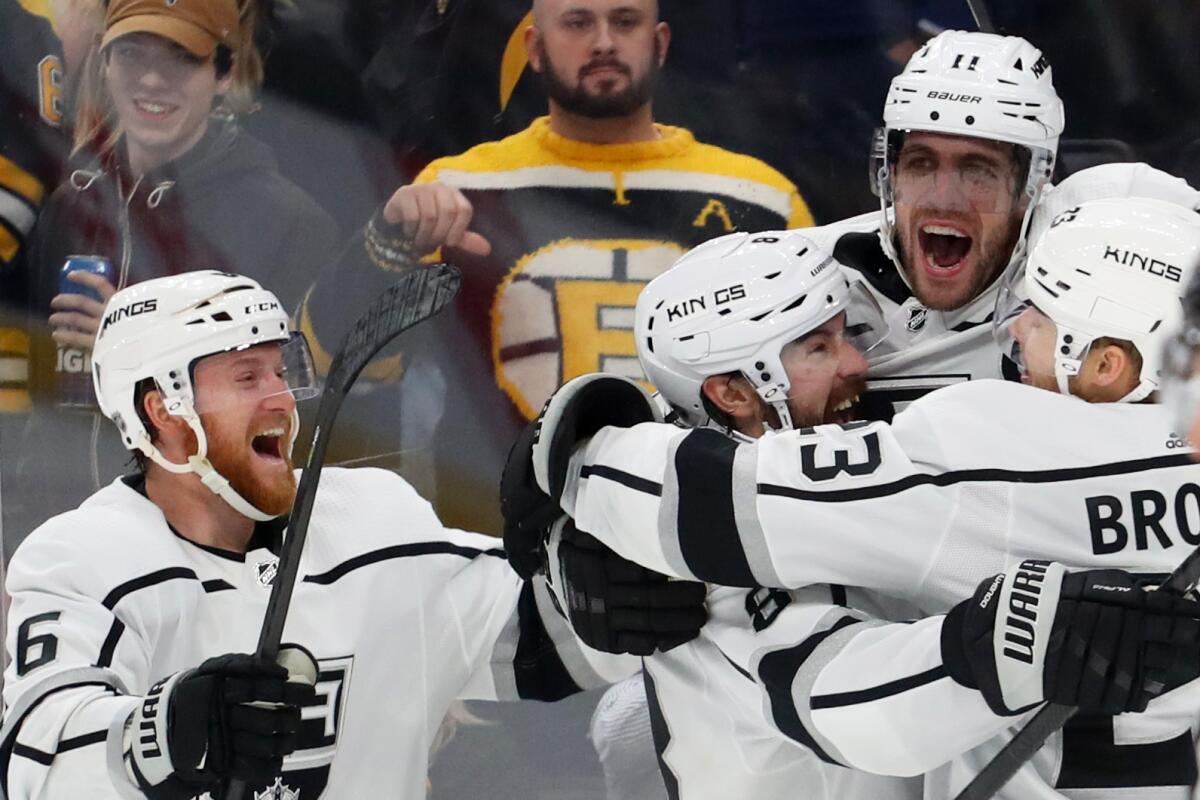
{"left": 552, "top": 520, "right": 707, "bottom": 655}
{"left": 48, "top": 271, "right": 116, "bottom": 351}
{"left": 126, "top": 646, "right": 317, "bottom": 800}
{"left": 381, "top": 181, "right": 492, "bottom": 257}
{"left": 942, "top": 561, "right": 1200, "bottom": 716}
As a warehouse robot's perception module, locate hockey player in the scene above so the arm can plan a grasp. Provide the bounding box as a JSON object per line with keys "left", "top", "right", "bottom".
{"left": 0, "top": 271, "right": 703, "bottom": 799}
{"left": 1163, "top": 269, "right": 1200, "bottom": 457}
{"left": 507, "top": 197, "right": 1200, "bottom": 797}
{"left": 801, "top": 29, "right": 1061, "bottom": 417}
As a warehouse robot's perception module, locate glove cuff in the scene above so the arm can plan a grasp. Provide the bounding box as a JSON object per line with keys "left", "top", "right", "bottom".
{"left": 126, "top": 669, "right": 188, "bottom": 789}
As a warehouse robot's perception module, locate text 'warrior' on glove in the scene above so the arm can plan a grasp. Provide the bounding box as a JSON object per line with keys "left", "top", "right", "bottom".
{"left": 942, "top": 560, "right": 1200, "bottom": 716}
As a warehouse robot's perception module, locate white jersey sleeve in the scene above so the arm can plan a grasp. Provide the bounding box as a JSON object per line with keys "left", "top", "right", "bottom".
{"left": 699, "top": 586, "right": 1014, "bottom": 778}
{"left": 561, "top": 404, "right": 950, "bottom": 599}
{"left": 1, "top": 506, "right": 194, "bottom": 799}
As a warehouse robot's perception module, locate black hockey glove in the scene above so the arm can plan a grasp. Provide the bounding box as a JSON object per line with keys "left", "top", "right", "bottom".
{"left": 501, "top": 374, "right": 662, "bottom": 580}
{"left": 942, "top": 560, "right": 1200, "bottom": 716}
{"left": 126, "top": 646, "right": 317, "bottom": 800}
{"left": 554, "top": 521, "right": 708, "bottom": 656}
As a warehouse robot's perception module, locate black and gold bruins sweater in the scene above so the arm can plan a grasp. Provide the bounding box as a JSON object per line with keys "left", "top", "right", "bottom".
{"left": 304, "top": 116, "right": 812, "bottom": 533}
{"left": 0, "top": 0, "right": 66, "bottom": 412}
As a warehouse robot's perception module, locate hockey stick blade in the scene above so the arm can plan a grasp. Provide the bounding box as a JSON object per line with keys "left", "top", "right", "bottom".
{"left": 963, "top": 0, "right": 996, "bottom": 32}
{"left": 226, "top": 264, "right": 460, "bottom": 800}
{"left": 954, "top": 543, "right": 1200, "bottom": 800}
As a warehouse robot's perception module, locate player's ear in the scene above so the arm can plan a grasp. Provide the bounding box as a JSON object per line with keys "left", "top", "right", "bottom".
{"left": 142, "top": 388, "right": 188, "bottom": 445}
{"left": 702, "top": 374, "right": 755, "bottom": 416}
{"left": 1084, "top": 341, "right": 1139, "bottom": 400}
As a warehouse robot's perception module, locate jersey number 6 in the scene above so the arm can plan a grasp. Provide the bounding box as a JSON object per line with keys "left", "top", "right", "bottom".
{"left": 16, "top": 611, "right": 60, "bottom": 676}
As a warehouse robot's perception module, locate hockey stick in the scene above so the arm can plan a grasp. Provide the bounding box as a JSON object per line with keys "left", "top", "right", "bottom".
{"left": 954, "top": 544, "right": 1200, "bottom": 800}
{"left": 963, "top": 0, "right": 996, "bottom": 33}
{"left": 226, "top": 263, "right": 461, "bottom": 800}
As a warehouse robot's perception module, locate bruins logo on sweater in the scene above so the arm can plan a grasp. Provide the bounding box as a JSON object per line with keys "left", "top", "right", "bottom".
{"left": 493, "top": 237, "right": 685, "bottom": 419}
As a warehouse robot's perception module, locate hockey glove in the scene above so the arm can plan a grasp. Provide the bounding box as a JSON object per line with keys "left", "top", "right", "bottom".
{"left": 942, "top": 560, "right": 1200, "bottom": 716}
{"left": 553, "top": 520, "right": 708, "bottom": 656}
{"left": 126, "top": 646, "right": 318, "bottom": 800}
{"left": 501, "top": 374, "right": 661, "bottom": 580}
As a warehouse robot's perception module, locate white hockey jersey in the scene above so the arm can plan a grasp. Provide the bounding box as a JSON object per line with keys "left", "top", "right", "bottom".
{"left": 0, "top": 467, "right": 633, "bottom": 799}
{"left": 808, "top": 212, "right": 1011, "bottom": 416}
{"left": 561, "top": 379, "right": 1200, "bottom": 799}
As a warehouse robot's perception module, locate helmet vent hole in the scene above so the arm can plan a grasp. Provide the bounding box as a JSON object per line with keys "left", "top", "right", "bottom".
{"left": 763, "top": 271, "right": 781, "bottom": 280}
{"left": 1055, "top": 281, "right": 1071, "bottom": 291}
{"left": 655, "top": 300, "right": 665, "bottom": 310}
{"left": 251, "top": 326, "right": 259, "bottom": 335}
{"left": 211, "top": 311, "right": 233, "bottom": 322}
{"left": 1075, "top": 269, "right": 1092, "bottom": 276}
{"left": 1151, "top": 320, "right": 1162, "bottom": 333}
{"left": 796, "top": 247, "right": 809, "bottom": 258}
{"left": 930, "top": 111, "right": 940, "bottom": 121}
{"left": 718, "top": 309, "right": 732, "bottom": 316}
{"left": 186, "top": 319, "right": 205, "bottom": 326}
{"left": 781, "top": 294, "right": 809, "bottom": 313}
{"left": 1033, "top": 278, "right": 1060, "bottom": 299}
{"left": 965, "top": 115, "right": 975, "bottom": 125}
{"left": 750, "top": 311, "right": 771, "bottom": 322}
{"left": 645, "top": 336, "right": 655, "bottom": 353}
{"left": 647, "top": 316, "right": 655, "bottom": 331}
{"left": 1036, "top": 267, "right": 1048, "bottom": 276}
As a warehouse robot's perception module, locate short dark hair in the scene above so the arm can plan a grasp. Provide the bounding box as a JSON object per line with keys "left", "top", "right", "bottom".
{"left": 130, "top": 377, "right": 160, "bottom": 472}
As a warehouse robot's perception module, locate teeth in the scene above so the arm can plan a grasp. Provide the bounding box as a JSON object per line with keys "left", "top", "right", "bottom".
{"left": 832, "top": 395, "right": 859, "bottom": 413}
{"left": 921, "top": 225, "right": 967, "bottom": 237}
{"left": 135, "top": 100, "right": 169, "bottom": 114}
{"left": 256, "top": 427, "right": 285, "bottom": 438}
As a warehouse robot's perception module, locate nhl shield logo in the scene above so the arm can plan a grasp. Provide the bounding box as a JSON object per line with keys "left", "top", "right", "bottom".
{"left": 255, "top": 777, "right": 301, "bottom": 800}
{"left": 905, "top": 305, "right": 928, "bottom": 333}
{"left": 256, "top": 558, "right": 279, "bottom": 587}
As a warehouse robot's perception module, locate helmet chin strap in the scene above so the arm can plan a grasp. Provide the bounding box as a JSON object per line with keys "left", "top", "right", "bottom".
{"left": 136, "top": 407, "right": 298, "bottom": 522}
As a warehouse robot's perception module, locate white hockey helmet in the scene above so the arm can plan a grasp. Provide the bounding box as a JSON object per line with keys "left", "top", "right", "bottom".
{"left": 635, "top": 230, "right": 889, "bottom": 430}
{"left": 93, "top": 271, "right": 318, "bottom": 520}
{"left": 871, "top": 31, "right": 1064, "bottom": 271}
{"left": 994, "top": 196, "right": 1200, "bottom": 402}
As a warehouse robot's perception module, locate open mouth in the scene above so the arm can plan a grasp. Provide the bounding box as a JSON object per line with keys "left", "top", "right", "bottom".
{"left": 133, "top": 98, "right": 177, "bottom": 121}
{"left": 917, "top": 224, "right": 973, "bottom": 276}
{"left": 251, "top": 427, "right": 287, "bottom": 464}
{"left": 827, "top": 394, "right": 861, "bottom": 425}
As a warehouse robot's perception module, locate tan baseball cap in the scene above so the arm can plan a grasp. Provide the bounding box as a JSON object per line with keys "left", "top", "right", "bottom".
{"left": 101, "top": 0, "right": 240, "bottom": 58}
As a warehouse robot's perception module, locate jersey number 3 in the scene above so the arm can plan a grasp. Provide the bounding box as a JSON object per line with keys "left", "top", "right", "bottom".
{"left": 800, "top": 431, "right": 883, "bottom": 482}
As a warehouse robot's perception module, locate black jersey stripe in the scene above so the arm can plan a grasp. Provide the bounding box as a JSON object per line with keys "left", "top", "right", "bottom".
{"left": 302, "top": 542, "right": 505, "bottom": 585}
{"left": 757, "top": 615, "right": 860, "bottom": 766}
{"left": 58, "top": 730, "right": 107, "bottom": 753}
{"left": 810, "top": 664, "right": 948, "bottom": 709}
{"left": 644, "top": 669, "right": 681, "bottom": 800}
{"left": 674, "top": 429, "right": 756, "bottom": 587}
{"left": 579, "top": 464, "right": 662, "bottom": 495}
{"left": 14, "top": 728, "right": 108, "bottom": 765}
{"left": 101, "top": 567, "right": 199, "bottom": 610}
{"left": 759, "top": 453, "right": 1196, "bottom": 504}
{"left": 96, "top": 618, "right": 125, "bottom": 669}
{"left": 0, "top": 682, "right": 115, "bottom": 795}
{"left": 202, "top": 579, "right": 235, "bottom": 593}
{"left": 11, "top": 743, "right": 52, "bottom": 765}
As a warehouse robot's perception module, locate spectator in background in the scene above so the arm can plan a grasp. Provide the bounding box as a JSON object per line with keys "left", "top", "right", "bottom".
{"left": 303, "top": 0, "right": 814, "bottom": 535}
{"left": 5, "top": 0, "right": 339, "bottom": 557}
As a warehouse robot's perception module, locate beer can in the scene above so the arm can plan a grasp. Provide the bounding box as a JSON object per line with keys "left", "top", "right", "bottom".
{"left": 57, "top": 255, "right": 116, "bottom": 410}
